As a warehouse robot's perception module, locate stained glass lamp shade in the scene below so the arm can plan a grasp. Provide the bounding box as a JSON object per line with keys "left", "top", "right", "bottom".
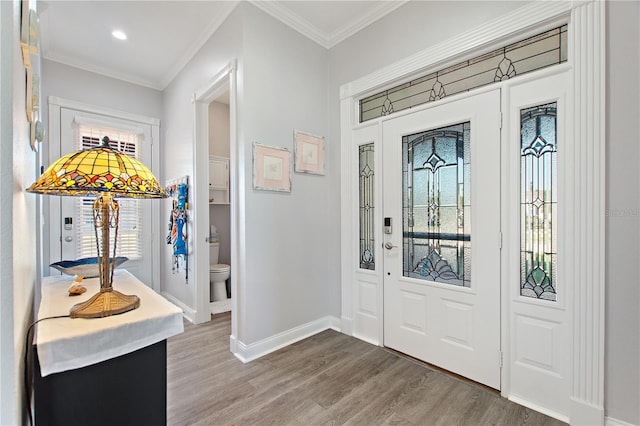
{"left": 27, "top": 136, "right": 166, "bottom": 318}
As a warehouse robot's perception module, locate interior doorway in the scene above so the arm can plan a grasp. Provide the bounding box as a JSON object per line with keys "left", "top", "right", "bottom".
{"left": 207, "top": 92, "right": 232, "bottom": 315}
{"left": 192, "top": 61, "right": 242, "bottom": 361}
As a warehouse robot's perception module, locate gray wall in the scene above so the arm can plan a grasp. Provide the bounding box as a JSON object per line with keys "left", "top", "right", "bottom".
{"left": 605, "top": 2, "right": 640, "bottom": 424}
{"left": 1, "top": 1, "right": 38, "bottom": 424}
{"left": 41, "top": 60, "right": 163, "bottom": 120}
{"left": 241, "top": 5, "right": 330, "bottom": 343}
{"left": 163, "top": 2, "right": 332, "bottom": 343}
{"left": 161, "top": 4, "right": 243, "bottom": 310}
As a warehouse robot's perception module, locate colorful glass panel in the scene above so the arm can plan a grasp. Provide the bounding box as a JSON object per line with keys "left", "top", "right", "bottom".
{"left": 359, "top": 143, "right": 375, "bottom": 270}
{"left": 520, "top": 102, "right": 557, "bottom": 301}
{"left": 360, "top": 25, "right": 567, "bottom": 122}
{"left": 403, "top": 122, "right": 471, "bottom": 287}
{"left": 26, "top": 137, "right": 165, "bottom": 198}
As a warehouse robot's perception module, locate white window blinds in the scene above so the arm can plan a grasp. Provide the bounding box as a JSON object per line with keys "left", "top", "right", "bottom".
{"left": 73, "top": 124, "right": 143, "bottom": 260}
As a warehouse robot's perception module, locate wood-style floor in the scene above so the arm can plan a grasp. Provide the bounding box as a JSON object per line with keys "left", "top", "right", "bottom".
{"left": 167, "top": 313, "right": 565, "bottom": 426}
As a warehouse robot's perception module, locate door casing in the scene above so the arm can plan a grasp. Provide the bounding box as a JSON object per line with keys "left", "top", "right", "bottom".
{"left": 46, "top": 96, "right": 161, "bottom": 291}
{"left": 339, "top": 2, "right": 605, "bottom": 423}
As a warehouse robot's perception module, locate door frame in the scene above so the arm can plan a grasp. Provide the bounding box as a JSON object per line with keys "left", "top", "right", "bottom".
{"left": 46, "top": 96, "right": 161, "bottom": 291}
{"left": 192, "top": 60, "right": 243, "bottom": 356}
{"left": 339, "top": 2, "right": 605, "bottom": 423}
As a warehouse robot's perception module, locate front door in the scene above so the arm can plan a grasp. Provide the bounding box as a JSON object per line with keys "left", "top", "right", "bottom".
{"left": 382, "top": 89, "right": 501, "bottom": 389}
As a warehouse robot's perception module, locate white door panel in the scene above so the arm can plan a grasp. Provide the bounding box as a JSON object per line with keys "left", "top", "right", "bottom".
{"left": 52, "top": 107, "right": 155, "bottom": 286}
{"left": 383, "top": 90, "right": 501, "bottom": 389}
{"left": 352, "top": 123, "right": 382, "bottom": 344}
{"left": 504, "top": 72, "right": 570, "bottom": 415}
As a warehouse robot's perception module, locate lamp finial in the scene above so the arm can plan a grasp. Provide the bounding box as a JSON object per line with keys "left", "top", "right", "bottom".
{"left": 102, "top": 136, "right": 111, "bottom": 147}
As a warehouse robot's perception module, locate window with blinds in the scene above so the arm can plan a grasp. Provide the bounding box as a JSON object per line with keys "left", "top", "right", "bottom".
{"left": 74, "top": 125, "right": 143, "bottom": 260}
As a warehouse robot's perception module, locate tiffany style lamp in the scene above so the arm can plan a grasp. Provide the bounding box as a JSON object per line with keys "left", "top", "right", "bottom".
{"left": 27, "top": 136, "right": 166, "bottom": 318}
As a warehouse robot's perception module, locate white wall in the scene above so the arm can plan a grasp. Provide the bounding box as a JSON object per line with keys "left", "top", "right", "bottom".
{"left": 605, "top": 2, "right": 640, "bottom": 424}
{"left": 0, "top": 1, "right": 38, "bottom": 424}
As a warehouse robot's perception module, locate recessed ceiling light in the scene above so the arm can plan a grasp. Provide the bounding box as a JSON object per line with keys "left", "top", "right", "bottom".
{"left": 112, "top": 30, "right": 127, "bottom": 41}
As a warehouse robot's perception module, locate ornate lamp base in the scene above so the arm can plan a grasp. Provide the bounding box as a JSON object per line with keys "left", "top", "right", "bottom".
{"left": 70, "top": 289, "right": 140, "bottom": 319}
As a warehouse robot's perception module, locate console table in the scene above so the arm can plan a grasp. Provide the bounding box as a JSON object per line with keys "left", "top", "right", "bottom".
{"left": 34, "top": 270, "right": 184, "bottom": 426}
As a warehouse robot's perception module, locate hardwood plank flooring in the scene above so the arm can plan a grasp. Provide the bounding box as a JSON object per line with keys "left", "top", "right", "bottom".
{"left": 167, "top": 313, "right": 566, "bottom": 426}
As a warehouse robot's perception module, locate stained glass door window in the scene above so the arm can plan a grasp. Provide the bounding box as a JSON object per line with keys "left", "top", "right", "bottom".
{"left": 402, "top": 122, "right": 471, "bottom": 286}
{"left": 360, "top": 25, "right": 567, "bottom": 122}
{"left": 520, "top": 103, "right": 557, "bottom": 301}
{"left": 359, "top": 143, "right": 375, "bottom": 270}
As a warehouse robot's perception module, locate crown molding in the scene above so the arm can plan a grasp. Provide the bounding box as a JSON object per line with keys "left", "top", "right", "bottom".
{"left": 327, "top": 1, "right": 408, "bottom": 47}
{"left": 341, "top": 0, "right": 572, "bottom": 99}
{"left": 42, "top": 54, "right": 163, "bottom": 91}
{"left": 160, "top": 1, "right": 239, "bottom": 89}
{"left": 250, "top": 0, "right": 329, "bottom": 48}
{"left": 250, "top": 0, "right": 408, "bottom": 49}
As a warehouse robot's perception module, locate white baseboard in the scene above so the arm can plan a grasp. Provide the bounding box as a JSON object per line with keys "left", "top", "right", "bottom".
{"left": 161, "top": 291, "right": 196, "bottom": 323}
{"left": 508, "top": 395, "right": 569, "bottom": 424}
{"left": 233, "top": 315, "right": 341, "bottom": 363}
{"left": 605, "top": 416, "right": 637, "bottom": 426}
{"left": 210, "top": 298, "right": 231, "bottom": 315}
{"left": 570, "top": 397, "right": 605, "bottom": 426}
{"left": 229, "top": 334, "right": 237, "bottom": 354}
{"left": 328, "top": 315, "right": 341, "bottom": 331}
{"left": 352, "top": 332, "right": 379, "bottom": 347}
{"left": 341, "top": 316, "right": 353, "bottom": 335}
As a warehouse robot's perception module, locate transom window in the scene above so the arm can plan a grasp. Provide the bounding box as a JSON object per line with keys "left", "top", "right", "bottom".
{"left": 360, "top": 25, "right": 567, "bottom": 122}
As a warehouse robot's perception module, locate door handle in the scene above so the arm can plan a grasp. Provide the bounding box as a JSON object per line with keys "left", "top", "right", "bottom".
{"left": 384, "top": 242, "right": 397, "bottom": 250}
{"left": 64, "top": 236, "right": 73, "bottom": 242}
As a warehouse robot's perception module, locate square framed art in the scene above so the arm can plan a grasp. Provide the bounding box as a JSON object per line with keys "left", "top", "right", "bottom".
{"left": 294, "top": 130, "right": 325, "bottom": 175}
{"left": 253, "top": 143, "right": 291, "bottom": 192}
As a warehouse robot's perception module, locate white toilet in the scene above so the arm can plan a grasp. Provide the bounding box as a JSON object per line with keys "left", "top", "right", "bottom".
{"left": 209, "top": 241, "right": 230, "bottom": 302}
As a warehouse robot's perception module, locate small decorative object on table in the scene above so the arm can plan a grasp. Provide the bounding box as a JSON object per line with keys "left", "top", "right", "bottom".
{"left": 50, "top": 256, "right": 129, "bottom": 278}
{"left": 68, "top": 276, "right": 87, "bottom": 296}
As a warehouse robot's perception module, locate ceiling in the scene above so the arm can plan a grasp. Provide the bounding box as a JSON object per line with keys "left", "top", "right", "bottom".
{"left": 38, "top": 0, "right": 407, "bottom": 90}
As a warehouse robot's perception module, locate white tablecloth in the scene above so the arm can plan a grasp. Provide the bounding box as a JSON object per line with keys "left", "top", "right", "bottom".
{"left": 36, "top": 269, "right": 184, "bottom": 377}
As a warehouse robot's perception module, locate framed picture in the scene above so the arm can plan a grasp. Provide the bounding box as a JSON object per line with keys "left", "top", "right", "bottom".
{"left": 253, "top": 143, "right": 291, "bottom": 192}
{"left": 294, "top": 130, "right": 325, "bottom": 175}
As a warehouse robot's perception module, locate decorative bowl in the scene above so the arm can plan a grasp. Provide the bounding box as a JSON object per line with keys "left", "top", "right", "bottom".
{"left": 49, "top": 257, "right": 129, "bottom": 278}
